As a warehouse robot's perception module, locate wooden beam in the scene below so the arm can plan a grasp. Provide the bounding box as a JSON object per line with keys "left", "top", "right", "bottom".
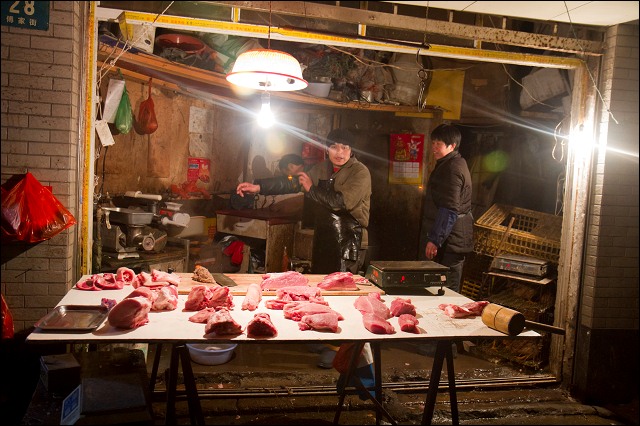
{"left": 206, "top": 1, "right": 603, "bottom": 55}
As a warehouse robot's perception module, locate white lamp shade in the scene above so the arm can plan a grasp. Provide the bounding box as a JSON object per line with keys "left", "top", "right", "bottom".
{"left": 226, "top": 49, "right": 308, "bottom": 91}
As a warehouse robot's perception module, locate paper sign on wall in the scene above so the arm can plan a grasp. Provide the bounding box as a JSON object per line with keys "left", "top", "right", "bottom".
{"left": 388, "top": 133, "right": 424, "bottom": 185}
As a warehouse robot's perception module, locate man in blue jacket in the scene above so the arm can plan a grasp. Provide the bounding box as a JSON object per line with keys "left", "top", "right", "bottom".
{"left": 419, "top": 123, "right": 474, "bottom": 294}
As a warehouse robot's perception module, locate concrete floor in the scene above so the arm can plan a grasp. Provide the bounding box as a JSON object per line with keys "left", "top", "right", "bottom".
{"left": 147, "top": 342, "right": 638, "bottom": 425}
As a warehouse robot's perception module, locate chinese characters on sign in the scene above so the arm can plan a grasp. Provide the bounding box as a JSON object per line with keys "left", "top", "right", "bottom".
{"left": 388, "top": 133, "right": 425, "bottom": 185}
{"left": 1, "top": 1, "right": 49, "bottom": 31}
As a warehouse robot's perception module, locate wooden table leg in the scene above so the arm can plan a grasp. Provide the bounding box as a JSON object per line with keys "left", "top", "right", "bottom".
{"left": 149, "top": 343, "right": 162, "bottom": 395}
{"left": 178, "top": 344, "right": 205, "bottom": 425}
{"left": 334, "top": 342, "right": 364, "bottom": 425}
{"left": 334, "top": 342, "right": 397, "bottom": 426}
{"left": 421, "top": 340, "right": 459, "bottom": 425}
{"left": 373, "top": 342, "right": 383, "bottom": 426}
{"left": 165, "top": 344, "right": 179, "bottom": 425}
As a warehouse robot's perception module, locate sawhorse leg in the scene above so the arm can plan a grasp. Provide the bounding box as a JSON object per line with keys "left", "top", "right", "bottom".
{"left": 149, "top": 343, "right": 162, "bottom": 395}
{"left": 333, "top": 342, "right": 397, "bottom": 426}
{"left": 421, "top": 340, "right": 459, "bottom": 425}
{"left": 165, "top": 343, "right": 205, "bottom": 426}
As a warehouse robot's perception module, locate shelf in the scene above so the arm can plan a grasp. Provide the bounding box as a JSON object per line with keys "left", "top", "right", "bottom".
{"left": 97, "top": 36, "right": 442, "bottom": 115}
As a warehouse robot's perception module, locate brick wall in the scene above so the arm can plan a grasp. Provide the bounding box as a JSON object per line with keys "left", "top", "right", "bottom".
{"left": 573, "top": 22, "right": 639, "bottom": 404}
{"left": 583, "top": 23, "right": 639, "bottom": 330}
{"left": 1, "top": 2, "right": 84, "bottom": 333}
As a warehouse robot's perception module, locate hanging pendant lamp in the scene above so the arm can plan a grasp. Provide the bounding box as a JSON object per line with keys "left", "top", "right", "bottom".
{"left": 226, "top": 48, "right": 308, "bottom": 91}
{"left": 226, "top": 2, "right": 307, "bottom": 92}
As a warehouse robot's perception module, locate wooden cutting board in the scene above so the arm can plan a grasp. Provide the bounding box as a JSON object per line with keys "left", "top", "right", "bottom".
{"left": 174, "top": 273, "right": 383, "bottom": 296}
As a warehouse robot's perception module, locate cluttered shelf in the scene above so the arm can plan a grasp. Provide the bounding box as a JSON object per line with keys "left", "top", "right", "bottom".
{"left": 97, "top": 35, "right": 443, "bottom": 115}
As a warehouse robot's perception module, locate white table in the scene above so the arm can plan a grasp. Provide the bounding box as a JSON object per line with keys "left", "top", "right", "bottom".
{"left": 27, "top": 282, "right": 539, "bottom": 425}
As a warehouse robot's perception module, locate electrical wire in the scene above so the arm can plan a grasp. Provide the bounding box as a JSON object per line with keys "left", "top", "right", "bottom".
{"left": 97, "top": 1, "right": 175, "bottom": 85}
{"left": 552, "top": 118, "right": 567, "bottom": 162}
{"left": 561, "top": 1, "right": 619, "bottom": 125}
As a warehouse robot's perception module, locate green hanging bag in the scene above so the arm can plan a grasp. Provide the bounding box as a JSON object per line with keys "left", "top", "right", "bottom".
{"left": 114, "top": 84, "right": 133, "bottom": 134}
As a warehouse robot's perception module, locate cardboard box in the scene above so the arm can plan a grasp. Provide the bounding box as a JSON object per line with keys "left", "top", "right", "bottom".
{"left": 40, "top": 353, "right": 81, "bottom": 395}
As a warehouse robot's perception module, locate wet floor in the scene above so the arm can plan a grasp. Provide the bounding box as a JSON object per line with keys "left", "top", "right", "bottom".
{"left": 146, "top": 342, "right": 638, "bottom": 425}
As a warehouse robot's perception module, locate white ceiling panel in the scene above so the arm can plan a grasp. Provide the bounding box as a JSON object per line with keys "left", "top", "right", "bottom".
{"left": 385, "top": 1, "right": 639, "bottom": 26}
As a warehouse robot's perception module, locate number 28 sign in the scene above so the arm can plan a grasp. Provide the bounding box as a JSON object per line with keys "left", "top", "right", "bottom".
{"left": 1, "top": 1, "right": 50, "bottom": 31}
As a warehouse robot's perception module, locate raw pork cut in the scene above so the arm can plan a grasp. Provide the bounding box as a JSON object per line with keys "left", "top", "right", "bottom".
{"left": 317, "top": 272, "right": 358, "bottom": 291}
{"left": 204, "top": 307, "right": 243, "bottom": 336}
{"left": 260, "top": 271, "right": 309, "bottom": 290}
{"left": 116, "top": 267, "right": 136, "bottom": 284}
{"left": 188, "top": 307, "right": 217, "bottom": 323}
{"left": 151, "top": 269, "right": 181, "bottom": 286}
{"left": 185, "top": 285, "right": 233, "bottom": 311}
{"left": 246, "top": 313, "right": 278, "bottom": 338}
{"left": 398, "top": 314, "right": 420, "bottom": 333}
{"left": 283, "top": 301, "right": 344, "bottom": 322}
{"left": 264, "top": 299, "right": 290, "bottom": 310}
{"left": 298, "top": 312, "right": 340, "bottom": 332}
{"left": 152, "top": 285, "right": 178, "bottom": 311}
{"left": 185, "top": 285, "right": 214, "bottom": 311}
{"left": 275, "top": 286, "right": 326, "bottom": 304}
{"left": 241, "top": 283, "right": 262, "bottom": 311}
{"left": 390, "top": 297, "right": 416, "bottom": 317}
{"left": 76, "top": 273, "right": 125, "bottom": 291}
{"left": 362, "top": 313, "right": 395, "bottom": 334}
{"left": 438, "top": 301, "right": 489, "bottom": 318}
{"left": 126, "top": 286, "right": 156, "bottom": 302}
{"left": 354, "top": 293, "right": 391, "bottom": 319}
{"left": 108, "top": 296, "right": 152, "bottom": 329}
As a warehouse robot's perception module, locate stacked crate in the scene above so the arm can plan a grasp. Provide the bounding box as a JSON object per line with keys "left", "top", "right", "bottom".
{"left": 462, "top": 203, "right": 563, "bottom": 298}
{"left": 463, "top": 203, "right": 563, "bottom": 369}
{"left": 473, "top": 203, "right": 563, "bottom": 263}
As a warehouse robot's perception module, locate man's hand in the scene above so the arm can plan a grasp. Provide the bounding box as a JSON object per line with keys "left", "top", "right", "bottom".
{"left": 425, "top": 241, "right": 438, "bottom": 260}
{"left": 236, "top": 182, "right": 260, "bottom": 197}
{"left": 297, "top": 172, "right": 312, "bottom": 192}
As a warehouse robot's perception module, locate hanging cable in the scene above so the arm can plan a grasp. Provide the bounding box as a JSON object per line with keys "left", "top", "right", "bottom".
{"left": 98, "top": 1, "right": 175, "bottom": 84}
{"left": 562, "top": 1, "right": 619, "bottom": 124}
{"left": 552, "top": 118, "right": 567, "bottom": 162}
{"left": 417, "top": 1, "right": 432, "bottom": 111}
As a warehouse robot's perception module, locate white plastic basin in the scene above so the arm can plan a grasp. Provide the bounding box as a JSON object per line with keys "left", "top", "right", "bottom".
{"left": 186, "top": 343, "right": 237, "bottom": 365}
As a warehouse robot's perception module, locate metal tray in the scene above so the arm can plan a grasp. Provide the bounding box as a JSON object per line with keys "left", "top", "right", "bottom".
{"left": 102, "top": 207, "right": 154, "bottom": 225}
{"left": 34, "top": 305, "right": 109, "bottom": 332}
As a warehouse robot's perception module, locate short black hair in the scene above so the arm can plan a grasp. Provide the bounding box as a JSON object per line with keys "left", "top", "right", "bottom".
{"left": 325, "top": 128, "right": 354, "bottom": 148}
{"left": 430, "top": 124, "right": 461, "bottom": 150}
{"left": 278, "top": 153, "right": 304, "bottom": 172}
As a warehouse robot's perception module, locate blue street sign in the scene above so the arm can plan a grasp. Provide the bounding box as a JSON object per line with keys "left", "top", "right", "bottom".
{"left": 1, "top": 1, "right": 50, "bottom": 31}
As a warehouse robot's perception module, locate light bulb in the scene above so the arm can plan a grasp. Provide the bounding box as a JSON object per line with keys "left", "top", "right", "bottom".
{"left": 257, "top": 92, "right": 274, "bottom": 128}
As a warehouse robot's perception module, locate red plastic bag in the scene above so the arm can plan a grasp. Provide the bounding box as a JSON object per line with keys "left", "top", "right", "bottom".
{"left": 134, "top": 78, "right": 159, "bottom": 135}
{"left": 1, "top": 173, "right": 77, "bottom": 243}
{"left": 1, "top": 294, "right": 14, "bottom": 340}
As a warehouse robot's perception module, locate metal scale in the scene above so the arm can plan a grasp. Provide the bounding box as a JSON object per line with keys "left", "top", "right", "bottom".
{"left": 365, "top": 260, "right": 450, "bottom": 295}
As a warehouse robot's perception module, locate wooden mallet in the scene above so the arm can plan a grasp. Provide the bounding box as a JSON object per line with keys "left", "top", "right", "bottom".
{"left": 482, "top": 303, "right": 565, "bottom": 336}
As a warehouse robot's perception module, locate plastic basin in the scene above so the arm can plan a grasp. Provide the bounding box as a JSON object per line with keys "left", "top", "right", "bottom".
{"left": 186, "top": 343, "right": 237, "bottom": 365}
